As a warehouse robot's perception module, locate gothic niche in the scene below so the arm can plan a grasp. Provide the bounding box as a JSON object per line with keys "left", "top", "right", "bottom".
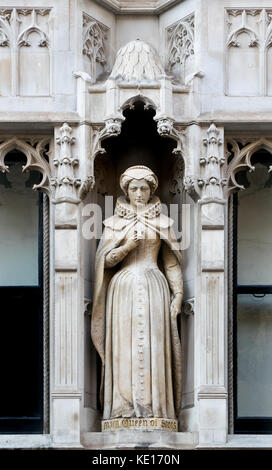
{"left": 96, "top": 101, "right": 184, "bottom": 212}
{"left": 87, "top": 100, "right": 185, "bottom": 425}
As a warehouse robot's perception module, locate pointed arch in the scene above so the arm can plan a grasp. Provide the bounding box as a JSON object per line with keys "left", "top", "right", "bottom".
{"left": 227, "top": 26, "right": 259, "bottom": 48}
{"left": 120, "top": 94, "right": 158, "bottom": 113}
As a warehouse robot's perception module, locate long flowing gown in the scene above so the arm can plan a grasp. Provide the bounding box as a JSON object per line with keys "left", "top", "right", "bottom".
{"left": 102, "top": 222, "right": 182, "bottom": 420}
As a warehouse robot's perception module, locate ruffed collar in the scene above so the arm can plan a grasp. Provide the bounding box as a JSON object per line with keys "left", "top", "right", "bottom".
{"left": 115, "top": 195, "right": 162, "bottom": 219}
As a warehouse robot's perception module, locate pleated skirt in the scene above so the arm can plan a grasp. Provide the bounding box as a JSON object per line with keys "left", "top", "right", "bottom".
{"left": 103, "top": 267, "right": 176, "bottom": 419}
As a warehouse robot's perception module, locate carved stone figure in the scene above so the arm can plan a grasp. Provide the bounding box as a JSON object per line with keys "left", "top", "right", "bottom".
{"left": 91, "top": 166, "right": 183, "bottom": 430}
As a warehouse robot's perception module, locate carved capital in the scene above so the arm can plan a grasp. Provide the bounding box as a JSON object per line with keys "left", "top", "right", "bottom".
{"left": 156, "top": 118, "right": 185, "bottom": 157}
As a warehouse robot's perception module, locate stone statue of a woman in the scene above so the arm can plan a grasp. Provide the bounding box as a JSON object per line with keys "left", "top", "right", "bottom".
{"left": 91, "top": 166, "right": 183, "bottom": 430}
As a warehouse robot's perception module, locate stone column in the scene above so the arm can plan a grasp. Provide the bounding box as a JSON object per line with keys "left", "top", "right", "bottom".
{"left": 51, "top": 123, "right": 82, "bottom": 446}
{"left": 195, "top": 123, "right": 228, "bottom": 445}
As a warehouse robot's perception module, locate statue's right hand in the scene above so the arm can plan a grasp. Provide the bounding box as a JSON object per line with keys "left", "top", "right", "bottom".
{"left": 125, "top": 231, "right": 141, "bottom": 251}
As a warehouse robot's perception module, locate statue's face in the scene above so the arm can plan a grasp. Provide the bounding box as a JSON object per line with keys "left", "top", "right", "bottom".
{"left": 127, "top": 178, "right": 151, "bottom": 207}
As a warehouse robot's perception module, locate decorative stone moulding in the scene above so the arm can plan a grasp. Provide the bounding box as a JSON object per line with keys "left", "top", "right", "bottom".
{"left": 0, "top": 136, "right": 52, "bottom": 196}
{"left": 225, "top": 137, "right": 272, "bottom": 195}
{"left": 0, "top": 8, "right": 52, "bottom": 96}
{"left": 198, "top": 123, "right": 226, "bottom": 201}
{"left": 92, "top": 0, "right": 180, "bottom": 14}
{"left": 226, "top": 9, "right": 259, "bottom": 48}
{"left": 167, "top": 13, "right": 195, "bottom": 85}
{"left": 90, "top": 118, "right": 123, "bottom": 160}
{"left": 82, "top": 13, "right": 109, "bottom": 83}
{"left": 84, "top": 118, "right": 124, "bottom": 193}
{"left": 120, "top": 94, "right": 157, "bottom": 112}
{"left": 226, "top": 8, "right": 272, "bottom": 95}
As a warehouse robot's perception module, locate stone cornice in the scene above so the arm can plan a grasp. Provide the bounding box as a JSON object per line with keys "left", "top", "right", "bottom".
{"left": 91, "top": 0, "right": 181, "bottom": 15}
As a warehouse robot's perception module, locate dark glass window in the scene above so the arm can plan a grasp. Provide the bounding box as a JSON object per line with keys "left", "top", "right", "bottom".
{"left": 0, "top": 152, "right": 44, "bottom": 433}
{"left": 234, "top": 151, "right": 272, "bottom": 434}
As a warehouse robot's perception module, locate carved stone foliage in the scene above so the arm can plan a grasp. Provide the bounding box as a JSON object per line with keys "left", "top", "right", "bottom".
{"left": 0, "top": 136, "right": 52, "bottom": 196}
{"left": 224, "top": 137, "right": 272, "bottom": 195}
{"left": 167, "top": 13, "right": 194, "bottom": 84}
{"left": 82, "top": 13, "right": 109, "bottom": 83}
{"left": 198, "top": 123, "right": 225, "bottom": 200}
{"left": 0, "top": 8, "right": 51, "bottom": 96}
{"left": 52, "top": 123, "right": 81, "bottom": 203}
{"left": 110, "top": 38, "right": 165, "bottom": 82}
{"left": 226, "top": 8, "right": 272, "bottom": 95}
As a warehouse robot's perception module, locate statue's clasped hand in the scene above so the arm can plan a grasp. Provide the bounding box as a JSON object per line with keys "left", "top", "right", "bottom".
{"left": 124, "top": 230, "right": 143, "bottom": 251}
{"left": 170, "top": 293, "right": 183, "bottom": 317}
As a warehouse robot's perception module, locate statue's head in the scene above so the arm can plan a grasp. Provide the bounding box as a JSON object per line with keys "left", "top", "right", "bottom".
{"left": 120, "top": 166, "right": 158, "bottom": 208}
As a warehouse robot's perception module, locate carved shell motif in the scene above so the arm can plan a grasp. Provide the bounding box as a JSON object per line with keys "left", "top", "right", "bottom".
{"left": 110, "top": 38, "right": 165, "bottom": 82}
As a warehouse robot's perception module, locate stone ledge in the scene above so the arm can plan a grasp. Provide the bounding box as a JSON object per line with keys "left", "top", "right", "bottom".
{"left": 197, "top": 434, "right": 272, "bottom": 449}
{"left": 0, "top": 435, "right": 53, "bottom": 449}
{"left": 81, "top": 431, "right": 198, "bottom": 450}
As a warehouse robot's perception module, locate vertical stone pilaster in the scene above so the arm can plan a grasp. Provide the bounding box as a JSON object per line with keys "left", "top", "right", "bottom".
{"left": 51, "top": 123, "right": 82, "bottom": 447}
{"left": 196, "top": 124, "right": 228, "bottom": 445}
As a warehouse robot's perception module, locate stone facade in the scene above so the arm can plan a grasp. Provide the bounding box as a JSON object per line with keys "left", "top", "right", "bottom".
{"left": 0, "top": 0, "right": 271, "bottom": 450}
